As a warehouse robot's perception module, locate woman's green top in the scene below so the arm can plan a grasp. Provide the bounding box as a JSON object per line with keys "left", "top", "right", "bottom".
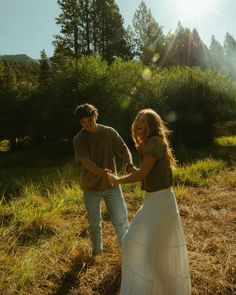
{"left": 142, "top": 136, "right": 173, "bottom": 192}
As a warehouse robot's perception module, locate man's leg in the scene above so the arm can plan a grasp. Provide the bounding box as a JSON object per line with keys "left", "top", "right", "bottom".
{"left": 83, "top": 191, "right": 103, "bottom": 255}
{"left": 103, "top": 186, "right": 129, "bottom": 244}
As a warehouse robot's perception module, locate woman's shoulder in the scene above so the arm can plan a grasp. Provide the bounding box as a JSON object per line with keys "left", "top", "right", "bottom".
{"left": 147, "top": 136, "right": 163, "bottom": 146}
{"left": 144, "top": 136, "right": 165, "bottom": 158}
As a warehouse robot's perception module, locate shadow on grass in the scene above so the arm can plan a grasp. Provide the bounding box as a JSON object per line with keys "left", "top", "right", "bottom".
{"left": 0, "top": 142, "right": 81, "bottom": 202}
{"left": 96, "top": 268, "right": 121, "bottom": 295}
{"left": 54, "top": 253, "right": 95, "bottom": 295}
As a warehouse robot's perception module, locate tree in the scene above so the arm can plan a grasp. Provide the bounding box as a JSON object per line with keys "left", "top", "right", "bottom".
{"left": 0, "top": 62, "right": 19, "bottom": 147}
{"left": 39, "top": 49, "right": 51, "bottom": 89}
{"left": 163, "top": 23, "right": 209, "bottom": 68}
{"left": 132, "top": 0, "right": 152, "bottom": 58}
{"left": 191, "top": 28, "right": 209, "bottom": 69}
{"left": 224, "top": 32, "right": 236, "bottom": 78}
{"left": 132, "top": 1, "right": 164, "bottom": 63}
{"left": 53, "top": 0, "right": 82, "bottom": 60}
{"left": 209, "top": 35, "right": 225, "bottom": 72}
{"left": 89, "top": 0, "right": 132, "bottom": 61}
{"left": 53, "top": 0, "right": 131, "bottom": 62}
{"left": 165, "top": 22, "right": 192, "bottom": 66}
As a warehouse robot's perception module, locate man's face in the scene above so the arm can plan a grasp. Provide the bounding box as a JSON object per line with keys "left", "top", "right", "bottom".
{"left": 80, "top": 115, "right": 97, "bottom": 132}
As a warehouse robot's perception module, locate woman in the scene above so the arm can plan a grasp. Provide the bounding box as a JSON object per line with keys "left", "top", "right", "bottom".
{"left": 108, "top": 109, "right": 191, "bottom": 295}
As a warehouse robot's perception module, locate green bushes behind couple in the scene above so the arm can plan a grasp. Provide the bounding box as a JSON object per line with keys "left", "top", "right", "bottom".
{"left": 1, "top": 55, "right": 235, "bottom": 148}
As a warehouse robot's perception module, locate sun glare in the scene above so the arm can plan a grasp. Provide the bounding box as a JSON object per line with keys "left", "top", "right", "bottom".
{"left": 173, "top": 0, "right": 219, "bottom": 21}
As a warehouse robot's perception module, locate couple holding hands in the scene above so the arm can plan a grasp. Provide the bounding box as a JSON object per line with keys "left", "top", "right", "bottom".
{"left": 73, "top": 103, "right": 191, "bottom": 295}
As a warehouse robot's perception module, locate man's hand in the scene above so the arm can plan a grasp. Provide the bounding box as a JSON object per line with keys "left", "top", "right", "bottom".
{"left": 107, "top": 173, "right": 119, "bottom": 186}
{"left": 125, "top": 163, "right": 138, "bottom": 174}
{"left": 99, "top": 168, "right": 112, "bottom": 177}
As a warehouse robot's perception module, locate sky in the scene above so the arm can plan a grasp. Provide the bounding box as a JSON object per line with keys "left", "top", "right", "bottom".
{"left": 0, "top": 0, "right": 235, "bottom": 59}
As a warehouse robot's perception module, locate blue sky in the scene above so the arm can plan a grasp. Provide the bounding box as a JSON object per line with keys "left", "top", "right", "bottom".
{"left": 0, "top": 0, "right": 235, "bottom": 59}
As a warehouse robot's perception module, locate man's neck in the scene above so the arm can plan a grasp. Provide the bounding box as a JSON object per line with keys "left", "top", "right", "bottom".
{"left": 89, "top": 123, "right": 99, "bottom": 133}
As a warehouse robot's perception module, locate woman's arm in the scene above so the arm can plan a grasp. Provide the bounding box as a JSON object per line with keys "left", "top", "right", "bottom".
{"left": 108, "top": 154, "right": 156, "bottom": 185}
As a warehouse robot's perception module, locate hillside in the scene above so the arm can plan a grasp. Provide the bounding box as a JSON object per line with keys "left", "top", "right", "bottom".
{"left": 0, "top": 54, "right": 36, "bottom": 62}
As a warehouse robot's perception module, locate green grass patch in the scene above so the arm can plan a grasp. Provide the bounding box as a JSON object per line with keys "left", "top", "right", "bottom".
{"left": 174, "top": 158, "right": 226, "bottom": 187}
{"left": 215, "top": 136, "right": 236, "bottom": 146}
{"left": 0, "top": 140, "right": 10, "bottom": 152}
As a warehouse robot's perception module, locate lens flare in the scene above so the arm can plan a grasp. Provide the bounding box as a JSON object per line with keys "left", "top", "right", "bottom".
{"left": 142, "top": 68, "right": 152, "bottom": 80}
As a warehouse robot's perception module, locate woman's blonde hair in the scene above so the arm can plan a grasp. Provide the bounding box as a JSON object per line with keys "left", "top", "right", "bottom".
{"left": 131, "top": 109, "right": 177, "bottom": 167}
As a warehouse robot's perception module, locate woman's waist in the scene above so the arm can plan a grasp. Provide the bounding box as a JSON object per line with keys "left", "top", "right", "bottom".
{"left": 143, "top": 186, "right": 173, "bottom": 197}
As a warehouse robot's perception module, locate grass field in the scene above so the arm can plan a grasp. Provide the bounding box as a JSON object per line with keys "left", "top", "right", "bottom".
{"left": 0, "top": 137, "right": 235, "bottom": 294}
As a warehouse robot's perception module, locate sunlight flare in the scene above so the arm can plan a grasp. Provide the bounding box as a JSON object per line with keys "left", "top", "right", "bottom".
{"left": 171, "top": 0, "right": 220, "bottom": 21}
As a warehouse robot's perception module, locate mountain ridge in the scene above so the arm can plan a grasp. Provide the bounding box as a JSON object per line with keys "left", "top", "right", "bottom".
{"left": 0, "top": 54, "right": 37, "bottom": 62}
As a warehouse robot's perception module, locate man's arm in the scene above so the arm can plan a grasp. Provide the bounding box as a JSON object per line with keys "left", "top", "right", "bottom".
{"left": 81, "top": 158, "right": 111, "bottom": 176}
{"left": 111, "top": 128, "right": 134, "bottom": 167}
{"left": 73, "top": 134, "right": 110, "bottom": 176}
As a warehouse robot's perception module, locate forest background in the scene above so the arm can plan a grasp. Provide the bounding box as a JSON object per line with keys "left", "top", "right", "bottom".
{"left": 0, "top": 0, "right": 236, "bottom": 148}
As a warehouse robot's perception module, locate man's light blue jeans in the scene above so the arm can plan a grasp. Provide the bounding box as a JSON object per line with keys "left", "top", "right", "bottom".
{"left": 83, "top": 185, "right": 129, "bottom": 254}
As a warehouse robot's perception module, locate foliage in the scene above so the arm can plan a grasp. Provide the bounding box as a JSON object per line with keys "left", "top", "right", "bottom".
{"left": 161, "top": 22, "right": 209, "bottom": 69}
{"left": 132, "top": 1, "right": 164, "bottom": 64}
{"left": 127, "top": 66, "right": 236, "bottom": 146}
{"left": 38, "top": 49, "right": 51, "bottom": 89}
{"left": 1, "top": 53, "right": 236, "bottom": 148}
{"left": 53, "top": 0, "right": 131, "bottom": 62}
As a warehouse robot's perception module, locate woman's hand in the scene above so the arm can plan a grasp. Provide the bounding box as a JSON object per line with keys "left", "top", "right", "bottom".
{"left": 107, "top": 173, "right": 119, "bottom": 186}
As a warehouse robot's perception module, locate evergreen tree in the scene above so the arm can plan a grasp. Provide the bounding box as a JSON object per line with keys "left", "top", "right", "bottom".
{"left": 53, "top": 0, "right": 82, "bottom": 60}
{"left": 39, "top": 49, "right": 51, "bottom": 88}
{"left": 53, "top": 0, "right": 131, "bottom": 62}
{"left": 0, "top": 62, "right": 19, "bottom": 146}
{"left": 224, "top": 32, "right": 236, "bottom": 78}
{"left": 124, "top": 25, "right": 136, "bottom": 60}
{"left": 132, "top": 0, "right": 152, "bottom": 58}
{"left": 166, "top": 22, "right": 192, "bottom": 66}
{"left": 90, "top": 0, "right": 131, "bottom": 61}
{"left": 132, "top": 1, "right": 164, "bottom": 63}
{"left": 164, "top": 24, "right": 209, "bottom": 68}
{"left": 209, "top": 35, "right": 225, "bottom": 71}
{"left": 191, "top": 28, "right": 209, "bottom": 69}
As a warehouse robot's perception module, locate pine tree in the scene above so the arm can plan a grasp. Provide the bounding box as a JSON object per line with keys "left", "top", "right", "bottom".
{"left": 191, "top": 28, "right": 209, "bottom": 69}
{"left": 53, "top": 0, "right": 131, "bottom": 62}
{"left": 224, "top": 32, "right": 236, "bottom": 78}
{"left": 53, "top": 0, "right": 82, "bottom": 59}
{"left": 39, "top": 49, "right": 51, "bottom": 89}
{"left": 91, "top": 0, "right": 131, "bottom": 62}
{"left": 209, "top": 35, "right": 225, "bottom": 72}
{"left": 132, "top": 1, "right": 164, "bottom": 64}
{"left": 166, "top": 22, "right": 192, "bottom": 66}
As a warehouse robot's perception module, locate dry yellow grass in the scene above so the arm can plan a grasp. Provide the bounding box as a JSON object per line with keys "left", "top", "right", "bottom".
{"left": 47, "top": 181, "right": 236, "bottom": 295}
{"left": 1, "top": 136, "right": 235, "bottom": 294}
{"left": 179, "top": 186, "right": 236, "bottom": 294}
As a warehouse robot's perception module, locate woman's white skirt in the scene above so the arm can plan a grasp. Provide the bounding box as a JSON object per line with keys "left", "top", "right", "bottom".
{"left": 120, "top": 187, "right": 191, "bottom": 295}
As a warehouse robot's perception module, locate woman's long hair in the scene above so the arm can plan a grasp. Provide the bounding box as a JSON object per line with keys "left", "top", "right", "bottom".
{"left": 131, "top": 109, "right": 177, "bottom": 167}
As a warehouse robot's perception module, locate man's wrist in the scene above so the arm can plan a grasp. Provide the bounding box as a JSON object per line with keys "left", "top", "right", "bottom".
{"left": 125, "top": 163, "right": 134, "bottom": 173}
{"left": 126, "top": 163, "right": 134, "bottom": 169}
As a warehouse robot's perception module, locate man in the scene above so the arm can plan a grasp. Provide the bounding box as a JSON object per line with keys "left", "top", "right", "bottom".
{"left": 73, "top": 103, "right": 134, "bottom": 255}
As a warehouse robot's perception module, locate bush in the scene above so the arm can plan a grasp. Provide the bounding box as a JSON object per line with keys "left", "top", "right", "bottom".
{"left": 126, "top": 66, "right": 236, "bottom": 146}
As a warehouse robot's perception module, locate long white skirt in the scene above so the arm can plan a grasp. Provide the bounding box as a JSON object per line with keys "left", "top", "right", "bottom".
{"left": 120, "top": 187, "right": 191, "bottom": 295}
